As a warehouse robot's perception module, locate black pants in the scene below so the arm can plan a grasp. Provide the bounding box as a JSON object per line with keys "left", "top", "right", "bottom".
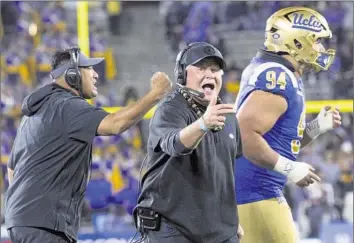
{"left": 141, "top": 218, "right": 239, "bottom": 243}
{"left": 8, "top": 227, "right": 73, "bottom": 243}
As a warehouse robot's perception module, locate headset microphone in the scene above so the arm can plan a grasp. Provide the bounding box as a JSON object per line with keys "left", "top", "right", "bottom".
{"left": 176, "top": 83, "right": 205, "bottom": 99}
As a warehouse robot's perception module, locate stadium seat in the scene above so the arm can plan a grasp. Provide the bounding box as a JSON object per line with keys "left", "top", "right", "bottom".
{"left": 85, "top": 164, "right": 112, "bottom": 210}
{"left": 86, "top": 178, "right": 112, "bottom": 210}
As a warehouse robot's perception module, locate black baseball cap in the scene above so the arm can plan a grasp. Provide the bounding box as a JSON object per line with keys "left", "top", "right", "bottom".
{"left": 50, "top": 52, "right": 104, "bottom": 79}
{"left": 177, "top": 42, "right": 226, "bottom": 70}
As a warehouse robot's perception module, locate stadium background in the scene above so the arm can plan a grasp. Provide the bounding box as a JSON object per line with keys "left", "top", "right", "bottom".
{"left": 0, "top": 1, "right": 353, "bottom": 243}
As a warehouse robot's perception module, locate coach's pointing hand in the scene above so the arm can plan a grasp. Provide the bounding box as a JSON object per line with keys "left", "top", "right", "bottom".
{"left": 202, "top": 91, "right": 235, "bottom": 130}
{"left": 151, "top": 72, "right": 173, "bottom": 99}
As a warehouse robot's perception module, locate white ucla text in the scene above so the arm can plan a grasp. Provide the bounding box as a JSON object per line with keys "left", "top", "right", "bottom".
{"left": 292, "top": 13, "right": 322, "bottom": 32}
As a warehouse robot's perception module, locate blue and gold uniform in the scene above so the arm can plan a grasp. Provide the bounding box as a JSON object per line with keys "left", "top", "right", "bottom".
{"left": 234, "top": 5, "right": 337, "bottom": 243}
{"left": 235, "top": 50, "right": 306, "bottom": 204}
{"left": 234, "top": 50, "right": 304, "bottom": 243}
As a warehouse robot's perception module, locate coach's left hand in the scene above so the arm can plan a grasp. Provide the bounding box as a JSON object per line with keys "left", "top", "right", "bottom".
{"left": 237, "top": 224, "right": 244, "bottom": 239}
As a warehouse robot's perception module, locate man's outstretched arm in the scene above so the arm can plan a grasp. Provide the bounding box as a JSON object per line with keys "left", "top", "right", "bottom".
{"left": 97, "top": 72, "right": 172, "bottom": 135}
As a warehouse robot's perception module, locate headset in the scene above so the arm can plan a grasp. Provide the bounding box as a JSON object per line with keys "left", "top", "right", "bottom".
{"left": 175, "top": 43, "right": 202, "bottom": 85}
{"left": 65, "top": 47, "right": 82, "bottom": 93}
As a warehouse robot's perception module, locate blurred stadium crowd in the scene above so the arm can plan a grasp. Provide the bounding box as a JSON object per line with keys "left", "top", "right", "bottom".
{"left": 161, "top": 1, "right": 353, "bottom": 101}
{"left": 1, "top": 1, "right": 353, "bottom": 240}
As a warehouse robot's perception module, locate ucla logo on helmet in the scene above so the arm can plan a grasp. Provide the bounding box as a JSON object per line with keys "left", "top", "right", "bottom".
{"left": 292, "top": 13, "right": 323, "bottom": 32}
{"left": 272, "top": 33, "right": 280, "bottom": 39}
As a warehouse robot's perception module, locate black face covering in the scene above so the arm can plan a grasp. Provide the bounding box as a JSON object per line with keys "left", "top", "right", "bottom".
{"left": 177, "top": 86, "right": 223, "bottom": 132}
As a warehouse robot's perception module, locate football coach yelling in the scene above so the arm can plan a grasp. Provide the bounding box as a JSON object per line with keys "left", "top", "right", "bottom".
{"left": 5, "top": 46, "right": 172, "bottom": 243}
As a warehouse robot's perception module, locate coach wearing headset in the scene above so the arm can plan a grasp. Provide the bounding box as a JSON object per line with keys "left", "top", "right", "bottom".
{"left": 134, "top": 42, "right": 244, "bottom": 243}
{"left": 5, "top": 47, "right": 172, "bottom": 243}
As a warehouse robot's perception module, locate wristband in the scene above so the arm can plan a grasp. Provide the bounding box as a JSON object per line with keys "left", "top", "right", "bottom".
{"left": 198, "top": 117, "right": 209, "bottom": 132}
{"left": 305, "top": 119, "right": 321, "bottom": 139}
{"left": 306, "top": 108, "right": 334, "bottom": 139}
{"left": 273, "top": 155, "right": 294, "bottom": 176}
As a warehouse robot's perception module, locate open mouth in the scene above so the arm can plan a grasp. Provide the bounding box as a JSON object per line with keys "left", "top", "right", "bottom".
{"left": 202, "top": 84, "right": 215, "bottom": 95}
{"left": 202, "top": 83, "right": 215, "bottom": 93}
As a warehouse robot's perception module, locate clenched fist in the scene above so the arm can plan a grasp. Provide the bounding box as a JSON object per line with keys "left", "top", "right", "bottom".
{"left": 202, "top": 91, "right": 235, "bottom": 130}
{"left": 150, "top": 72, "right": 173, "bottom": 99}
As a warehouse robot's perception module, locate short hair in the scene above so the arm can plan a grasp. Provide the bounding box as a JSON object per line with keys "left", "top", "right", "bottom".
{"left": 50, "top": 48, "right": 71, "bottom": 70}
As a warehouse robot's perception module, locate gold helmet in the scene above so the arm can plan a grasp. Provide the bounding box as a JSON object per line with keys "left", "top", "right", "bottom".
{"left": 264, "top": 6, "right": 336, "bottom": 72}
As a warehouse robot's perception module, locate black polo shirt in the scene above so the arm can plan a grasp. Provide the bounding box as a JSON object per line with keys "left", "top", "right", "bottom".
{"left": 5, "top": 83, "right": 109, "bottom": 240}
{"left": 136, "top": 90, "right": 242, "bottom": 243}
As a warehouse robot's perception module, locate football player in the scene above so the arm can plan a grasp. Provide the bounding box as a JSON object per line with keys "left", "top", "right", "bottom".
{"left": 234, "top": 6, "right": 342, "bottom": 243}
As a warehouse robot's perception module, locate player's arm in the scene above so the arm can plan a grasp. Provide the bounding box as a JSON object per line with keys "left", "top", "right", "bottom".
{"left": 237, "top": 66, "right": 320, "bottom": 187}
{"left": 98, "top": 72, "right": 172, "bottom": 136}
{"left": 7, "top": 168, "right": 14, "bottom": 185}
{"left": 301, "top": 106, "right": 342, "bottom": 148}
{"left": 237, "top": 90, "right": 320, "bottom": 186}
{"left": 300, "top": 131, "right": 314, "bottom": 148}
{"left": 236, "top": 90, "right": 286, "bottom": 168}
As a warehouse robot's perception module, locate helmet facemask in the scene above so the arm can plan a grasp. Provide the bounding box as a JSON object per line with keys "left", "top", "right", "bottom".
{"left": 286, "top": 34, "right": 336, "bottom": 73}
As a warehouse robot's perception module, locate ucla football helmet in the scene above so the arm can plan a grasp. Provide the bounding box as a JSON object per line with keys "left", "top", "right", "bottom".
{"left": 264, "top": 6, "right": 336, "bottom": 72}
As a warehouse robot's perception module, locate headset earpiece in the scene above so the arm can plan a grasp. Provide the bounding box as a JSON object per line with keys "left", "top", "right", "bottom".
{"left": 65, "top": 68, "right": 78, "bottom": 87}
{"left": 65, "top": 48, "right": 82, "bottom": 90}
{"left": 177, "top": 63, "right": 186, "bottom": 85}
{"left": 176, "top": 43, "right": 199, "bottom": 85}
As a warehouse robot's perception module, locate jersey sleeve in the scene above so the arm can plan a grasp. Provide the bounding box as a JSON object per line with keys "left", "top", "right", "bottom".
{"left": 249, "top": 65, "right": 298, "bottom": 103}
{"left": 63, "top": 97, "right": 109, "bottom": 143}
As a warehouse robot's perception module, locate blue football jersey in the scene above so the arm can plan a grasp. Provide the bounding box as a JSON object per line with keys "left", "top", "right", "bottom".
{"left": 235, "top": 52, "right": 306, "bottom": 204}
